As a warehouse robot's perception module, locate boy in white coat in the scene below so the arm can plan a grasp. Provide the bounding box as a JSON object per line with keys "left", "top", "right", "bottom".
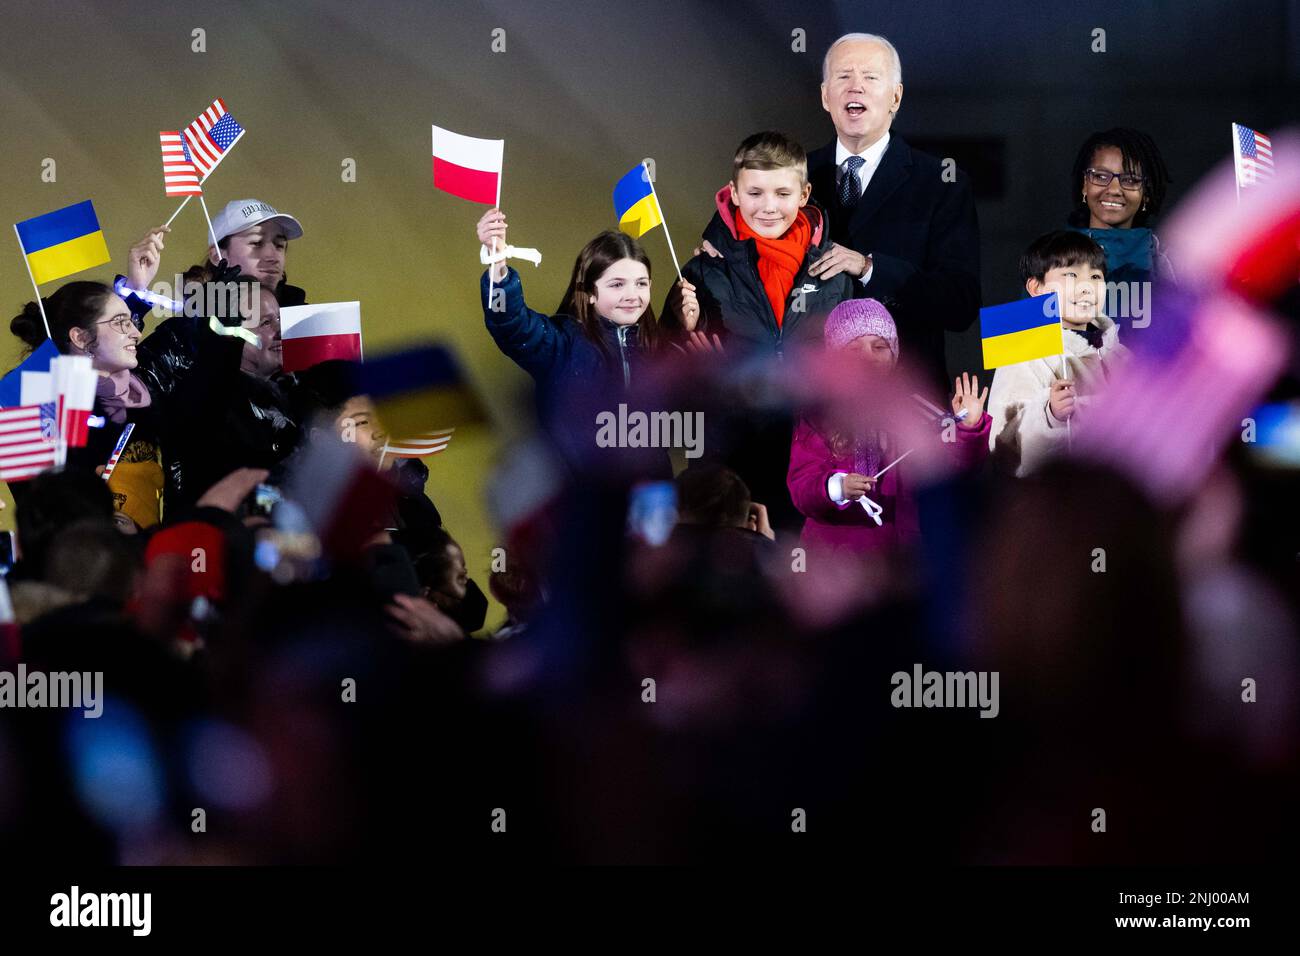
{"left": 988, "top": 231, "right": 1131, "bottom": 477}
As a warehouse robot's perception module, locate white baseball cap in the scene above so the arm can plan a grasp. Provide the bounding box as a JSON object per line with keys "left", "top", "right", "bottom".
{"left": 210, "top": 199, "right": 304, "bottom": 245}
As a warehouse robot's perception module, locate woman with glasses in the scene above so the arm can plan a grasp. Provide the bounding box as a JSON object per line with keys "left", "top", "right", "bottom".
{"left": 1066, "top": 127, "right": 1175, "bottom": 300}
{"left": 9, "top": 281, "right": 164, "bottom": 529}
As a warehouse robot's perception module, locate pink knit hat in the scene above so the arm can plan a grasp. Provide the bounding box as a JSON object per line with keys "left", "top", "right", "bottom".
{"left": 824, "top": 298, "right": 898, "bottom": 359}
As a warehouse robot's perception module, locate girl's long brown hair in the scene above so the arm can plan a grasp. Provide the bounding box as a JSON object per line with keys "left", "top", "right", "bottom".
{"left": 556, "top": 230, "right": 660, "bottom": 357}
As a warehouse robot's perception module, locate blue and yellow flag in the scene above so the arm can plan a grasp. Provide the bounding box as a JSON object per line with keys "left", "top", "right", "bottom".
{"left": 15, "top": 201, "right": 111, "bottom": 285}
{"left": 357, "top": 344, "right": 486, "bottom": 442}
{"left": 613, "top": 163, "right": 663, "bottom": 238}
{"left": 980, "top": 293, "right": 1063, "bottom": 370}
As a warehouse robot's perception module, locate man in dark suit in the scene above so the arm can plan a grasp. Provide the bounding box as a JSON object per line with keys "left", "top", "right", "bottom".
{"left": 806, "top": 33, "right": 982, "bottom": 385}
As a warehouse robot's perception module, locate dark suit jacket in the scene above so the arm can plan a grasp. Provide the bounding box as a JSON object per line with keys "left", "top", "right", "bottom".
{"left": 808, "top": 134, "right": 981, "bottom": 379}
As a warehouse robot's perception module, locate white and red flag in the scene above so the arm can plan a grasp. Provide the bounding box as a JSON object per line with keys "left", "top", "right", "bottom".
{"left": 159, "top": 131, "right": 202, "bottom": 197}
{"left": 49, "top": 355, "right": 96, "bottom": 449}
{"left": 279, "top": 301, "right": 363, "bottom": 373}
{"left": 432, "top": 125, "right": 503, "bottom": 204}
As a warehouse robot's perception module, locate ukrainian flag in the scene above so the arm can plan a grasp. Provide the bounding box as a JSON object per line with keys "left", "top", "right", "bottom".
{"left": 613, "top": 163, "right": 663, "bottom": 238}
{"left": 981, "top": 293, "right": 1064, "bottom": 370}
{"left": 15, "top": 201, "right": 111, "bottom": 285}
{"left": 357, "top": 344, "right": 486, "bottom": 442}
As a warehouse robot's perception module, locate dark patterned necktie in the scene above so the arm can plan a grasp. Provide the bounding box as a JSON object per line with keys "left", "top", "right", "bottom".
{"left": 839, "top": 155, "right": 866, "bottom": 208}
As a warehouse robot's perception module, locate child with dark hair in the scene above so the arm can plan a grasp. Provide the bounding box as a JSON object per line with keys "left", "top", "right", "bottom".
{"left": 476, "top": 210, "right": 678, "bottom": 476}
{"left": 411, "top": 527, "right": 488, "bottom": 636}
{"left": 293, "top": 359, "right": 387, "bottom": 469}
{"left": 477, "top": 212, "right": 661, "bottom": 399}
{"left": 675, "top": 463, "right": 774, "bottom": 538}
{"left": 9, "top": 469, "right": 116, "bottom": 584}
{"left": 1066, "top": 127, "right": 1175, "bottom": 287}
{"left": 987, "top": 230, "right": 1131, "bottom": 477}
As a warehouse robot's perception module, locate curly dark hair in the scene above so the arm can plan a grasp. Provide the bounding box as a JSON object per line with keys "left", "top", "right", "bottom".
{"left": 1067, "top": 127, "right": 1171, "bottom": 228}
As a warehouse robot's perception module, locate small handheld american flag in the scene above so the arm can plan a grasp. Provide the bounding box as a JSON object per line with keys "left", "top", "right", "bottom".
{"left": 1232, "top": 123, "right": 1274, "bottom": 190}
{"left": 0, "top": 403, "right": 57, "bottom": 483}
{"left": 102, "top": 422, "right": 134, "bottom": 481}
{"left": 160, "top": 131, "right": 202, "bottom": 197}
{"left": 183, "top": 98, "right": 245, "bottom": 181}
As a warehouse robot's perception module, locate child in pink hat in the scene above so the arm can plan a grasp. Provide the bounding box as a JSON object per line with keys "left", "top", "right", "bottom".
{"left": 786, "top": 298, "right": 991, "bottom": 554}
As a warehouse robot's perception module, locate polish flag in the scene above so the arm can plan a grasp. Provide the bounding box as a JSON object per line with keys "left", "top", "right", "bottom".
{"left": 432, "top": 125, "right": 503, "bottom": 204}
{"left": 49, "top": 355, "right": 97, "bottom": 448}
{"left": 279, "top": 301, "right": 363, "bottom": 373}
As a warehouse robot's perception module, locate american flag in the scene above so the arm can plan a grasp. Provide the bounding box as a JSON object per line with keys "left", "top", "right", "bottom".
{"left": 383, "top": 428, "right": 455, "bottom": 458}
{"left": 102, "top": 422, "right": 134, "bottom": 481}
{"left": 183, "top": 98, "right": 245, "bottom": 181}
{"left": 1233, "top": 123, "right": 1274, "bottom": 188}
{"left": 159, "top": 131, "right": 202, "bottom": 196}
{"left": 0, "top": 403, "right": 57, "bottom": 483}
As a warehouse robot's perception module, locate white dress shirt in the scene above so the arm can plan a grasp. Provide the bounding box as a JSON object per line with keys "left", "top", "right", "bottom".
{"left": 834, "top": 132, "right": 891, "bottom": 286}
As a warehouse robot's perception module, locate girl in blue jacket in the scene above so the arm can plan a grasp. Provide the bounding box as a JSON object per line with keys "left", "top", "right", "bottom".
{"left": 477, "top": 208, "right": 683, "bottom": 472}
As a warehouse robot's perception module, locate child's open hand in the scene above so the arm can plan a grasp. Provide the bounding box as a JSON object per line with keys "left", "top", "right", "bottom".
{"left": 671, "top": 330, "right": 725, "bottom": 358}
{"left": 477, "top": 207, "right": 508, "bottom": 281}
{"left": 950, "top": 372, "right": 989, "bottom": 426}
{"left": 842, "top": 473, "right": 877, "bottom": 498}
{"left": 1048, "top": 378, "right": 1076, "bottom": 423}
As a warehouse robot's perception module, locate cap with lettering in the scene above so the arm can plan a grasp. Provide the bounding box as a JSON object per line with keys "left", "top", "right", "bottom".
{"left": 210, "top": 199, "right": 304, "bottom": 245}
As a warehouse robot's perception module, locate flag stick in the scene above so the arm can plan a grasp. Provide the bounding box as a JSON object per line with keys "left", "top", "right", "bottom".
{"left": 1231, "top": 125, "right": 1242, "bottom": 206}
{"left": 644, "top": 163, "right": 684, "bottom": 283}
{"left": 164, "top": 195, "right": 193, "bottom": 228}
{"left": 197, "top": 194, "right": 219, "bottom": 252}
{"left": 486, "top": 166, "right": 503, "bottom": 310}
{"left": 13, "top": 225, "right": 53, "bottom": 343}
{"left": 1061, "top": 352, "right": 1073, "bottom": 451}
{"left": 872, "top": 447, "right": 914, "bottom": 480}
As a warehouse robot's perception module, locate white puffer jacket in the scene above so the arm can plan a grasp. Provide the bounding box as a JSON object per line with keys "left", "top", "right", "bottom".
{"left": 987, "top": 314, "right": 1130, "bottom": 477}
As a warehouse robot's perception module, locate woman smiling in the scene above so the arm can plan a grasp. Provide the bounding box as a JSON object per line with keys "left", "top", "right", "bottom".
{"left": 9, "top": 281, "right": 163, "bottom": 529}
{"left": 1066, "top": 127, "right": 1176, "bottom": 301}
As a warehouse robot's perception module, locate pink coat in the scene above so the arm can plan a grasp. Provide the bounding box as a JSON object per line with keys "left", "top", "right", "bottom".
{"left": 786, "top": 412, "right": 991, "bottom": 554}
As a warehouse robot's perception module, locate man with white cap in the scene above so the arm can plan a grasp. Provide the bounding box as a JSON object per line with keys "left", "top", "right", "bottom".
{"left": 133, "top": 198, "right": 305, "bottom": 401}
{"left": 205, "top": 199, "right": 306, "bottom": 307}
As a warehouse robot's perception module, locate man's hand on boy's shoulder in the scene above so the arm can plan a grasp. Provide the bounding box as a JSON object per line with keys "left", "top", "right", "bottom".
{"left": 693, "top": 239, "right": 871, "bottom": 283}
{"left": 694, "top": 239, "right": 722, "bottom": 259}
{"left": 809, "top": 243, "right": 870, "bottom": 281}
